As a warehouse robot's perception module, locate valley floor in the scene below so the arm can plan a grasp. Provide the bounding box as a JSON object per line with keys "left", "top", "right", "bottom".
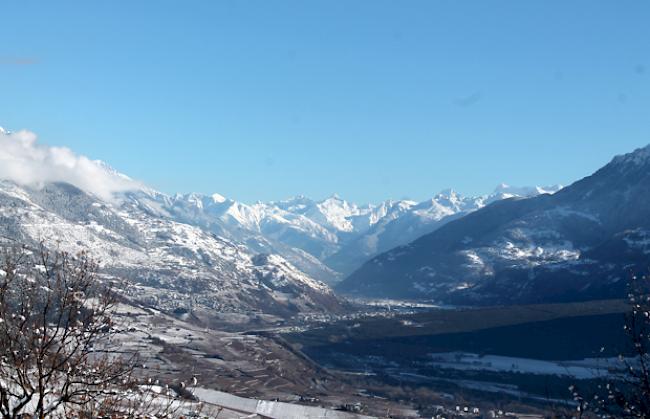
{"left": 283, "top": 299, "right": 631, "bottom": 417}
{"left": 107, "top": 296, "right": 632, "bottom": 418}
{"left": 109, "top": 301, "right": 420, "bottom": 418}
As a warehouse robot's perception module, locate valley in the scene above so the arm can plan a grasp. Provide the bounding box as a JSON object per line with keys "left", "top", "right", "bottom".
{"left": 109, "top": 291, "right": 626, "bottom": 417}
{"left": 3, "top": 4, "right": 649, "bottom": 417}
{"left": 283, "top": 300, "right": 631, "bottom": 415}
{"left": 0, "top": 125, "right": 648, "bottom": 417}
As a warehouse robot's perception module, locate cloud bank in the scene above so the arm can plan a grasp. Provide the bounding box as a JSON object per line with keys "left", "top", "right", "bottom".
{"left": 0, "top": 127, "right": 143, "bottom": 200}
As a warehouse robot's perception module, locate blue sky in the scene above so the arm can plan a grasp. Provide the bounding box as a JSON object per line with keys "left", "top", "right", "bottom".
{"left": 1, "top": 1, "right": 649, "bottom": 203}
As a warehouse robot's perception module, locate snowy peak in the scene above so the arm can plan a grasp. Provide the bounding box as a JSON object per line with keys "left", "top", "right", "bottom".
{"left": 492, "top": 183, "right": 563, "bottom": 198}
{"left": 272, "top": 195, "right": 315, "bottom": 211}
{"left": 211, "top": 192, "right": 227, "bottom": 203}
{"left": 429, "top": 189, "right": 476, "bottom": 212}
{"left": 313, "top": 195, "right": 364, "bottom": 232}
{"left": 435, "top": 188, "right": 460, "bottom": 200}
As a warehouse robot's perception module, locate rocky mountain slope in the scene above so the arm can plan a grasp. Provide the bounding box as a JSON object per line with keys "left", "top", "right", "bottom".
{"left": 0, "top": 180, "right": 346, "bottom": 324}
{"left": 338, "top": 145, "right": 650, "bottom": 305}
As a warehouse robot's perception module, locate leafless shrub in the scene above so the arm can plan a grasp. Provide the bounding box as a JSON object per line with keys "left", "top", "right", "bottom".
{"left": 0, "top": 243, "right": 200, "bottom": 418}
{"left": 572, "top": 275, "right": 650, "bottom": 418}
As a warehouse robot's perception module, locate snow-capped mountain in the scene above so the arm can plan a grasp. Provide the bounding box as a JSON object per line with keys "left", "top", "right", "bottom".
{"left": 491, "top": 183, "right": 563, "bottom": 199}
{"left": 320, "top": 187, "right": 560, "bottom": 275}
{"left": 162, "top": 186, "right": 562, "bottom": 279}
{"left": 115, "top": 189, "right": 340, "bottom": 284}
{"left": 0, "top": 125, "right": 565, "bottom": 312}
{"left": 0, "top": 180, "right": 347, "bottom": 325}
{"left": 337, "top": 145, "right": 650, "bottom": 305}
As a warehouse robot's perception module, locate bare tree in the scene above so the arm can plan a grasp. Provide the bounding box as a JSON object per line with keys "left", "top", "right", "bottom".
{"left": 0, "top": 244, "right": 198, "bottom": 418}
{"left": 572, "top": 275, "right": 650, "bottom": 418}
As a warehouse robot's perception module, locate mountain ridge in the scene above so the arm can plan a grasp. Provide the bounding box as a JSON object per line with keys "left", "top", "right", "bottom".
{"left": 162, "top": 184, "right": 562, "bottom": 279}
{"left": 0, "top": 179, "right": 348, "bottom": 327}
{"left": 337, "top": 144, "right": 650, "bottom": 304}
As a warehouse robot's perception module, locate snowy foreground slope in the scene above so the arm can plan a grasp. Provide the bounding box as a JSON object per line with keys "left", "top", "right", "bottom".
{"left": 0, "top": 180, "right": 346, "bottom": 322}
{"left": 339, "top": 144, "right": 650, "bottom": 304}
{"left": 193, "top": 388, "right": 377, "bottom": 419}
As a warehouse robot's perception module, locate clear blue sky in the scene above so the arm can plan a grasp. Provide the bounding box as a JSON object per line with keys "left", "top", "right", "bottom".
{"left": 1, "top": 1, "right": 649, "bottom": 203}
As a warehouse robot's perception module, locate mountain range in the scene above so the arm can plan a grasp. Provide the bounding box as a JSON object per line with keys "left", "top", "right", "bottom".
{"left": 338, "top": 145, "right": 650, "bottom": 305}
{"left": 0, "top": 126, "right": 567, "bottom": 327}
{"left": 146, "top": 184, "right": 562, "bottom": 284}
{"left": 4, "top": 125, "right": 648, "bottom": 313}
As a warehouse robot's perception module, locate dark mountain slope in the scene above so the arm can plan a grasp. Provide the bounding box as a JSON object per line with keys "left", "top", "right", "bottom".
{"left": 337, "top": 145, "right": 650, "bottom": 304}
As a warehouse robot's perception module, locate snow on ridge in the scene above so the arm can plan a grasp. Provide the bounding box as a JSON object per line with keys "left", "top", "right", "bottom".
{"left": 492, "top": 183, "right": 563, "bottom": 197}
{"left": 0, "top": 180, "right": 342, "bottom": 316}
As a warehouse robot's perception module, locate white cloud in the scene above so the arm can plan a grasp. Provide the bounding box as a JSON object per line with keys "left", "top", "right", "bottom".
{"left": 0, "top": 128, "right": 143, "bottom": 200}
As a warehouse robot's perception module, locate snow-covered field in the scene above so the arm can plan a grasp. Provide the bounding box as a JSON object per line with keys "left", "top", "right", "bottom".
{"left": 427, "top": 352, "right": 624, "bottom": 379}
{"left": 194, "top": 388, "right": 377, "bottom": 419}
